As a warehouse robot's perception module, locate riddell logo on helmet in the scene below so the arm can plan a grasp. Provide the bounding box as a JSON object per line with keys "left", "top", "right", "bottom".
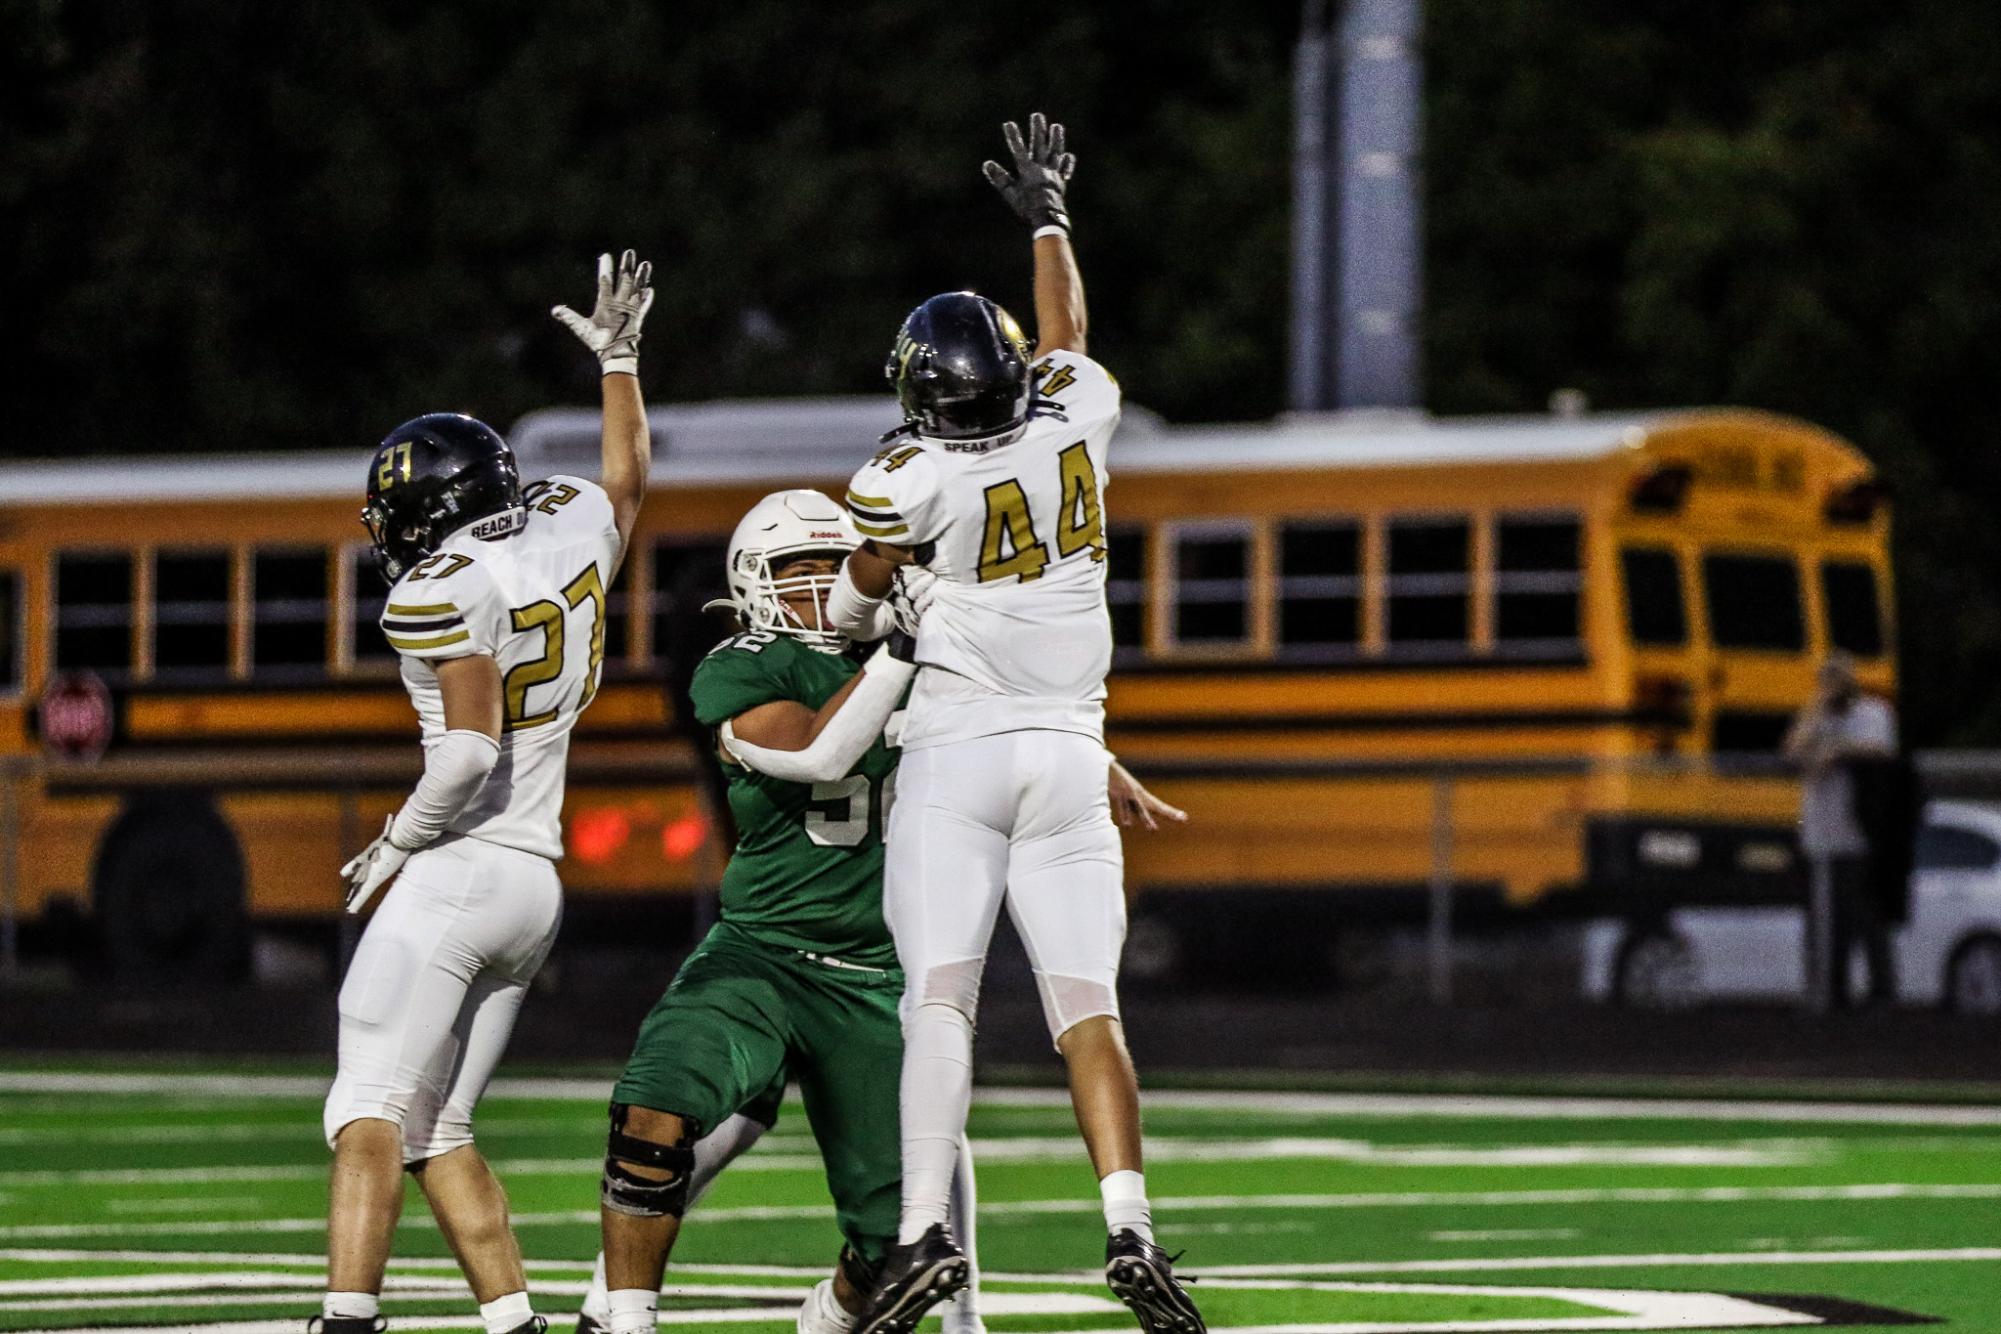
{"left": 810, "top": 530, "right": 844, "bottom": 538}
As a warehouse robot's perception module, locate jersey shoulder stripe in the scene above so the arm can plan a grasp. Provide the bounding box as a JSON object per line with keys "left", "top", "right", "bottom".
{"left": 382, "top": 556, "right": 502, "bottom": 661}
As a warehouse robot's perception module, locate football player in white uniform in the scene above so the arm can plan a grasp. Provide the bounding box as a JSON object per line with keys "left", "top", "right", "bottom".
{"left": 827, "top": 118, "right": 1203, "bottom": 1334}
{"left": 315, "top": 250, "right": 655, "bottom": 1334}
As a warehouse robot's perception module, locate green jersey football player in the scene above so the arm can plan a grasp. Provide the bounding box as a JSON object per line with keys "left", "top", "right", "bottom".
{"left": 580, "top": 489, "right": 961, "bottom": 1334}
{"left": 580, "top": 488, "right": 1182, "bottom": 1334}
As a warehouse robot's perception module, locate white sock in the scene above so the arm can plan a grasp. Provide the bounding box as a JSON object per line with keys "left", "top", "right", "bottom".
{"left": 479, "top": 1291, "right": 534, "bottom": 1334}
{"left": 607, "top": 1287, "right": 659, "bottom": 1334}
{"left": 323, "top": 1292, "right": 380, "bottom": 1322}
{"left": 582, "top": 1253, "right": 611, "bottom": 1322}
{"left": 798, "top": 1277, "right": 858, "bottom": 1334}
{"left": 941, "top": 1131, "right": 983, "bottom": 1333}
{"left": 898, "top": 1002, "right": 976, "bottom": 1244}
{"left": 1100, "top": 1169, "right": 1154, "bottom": 1243}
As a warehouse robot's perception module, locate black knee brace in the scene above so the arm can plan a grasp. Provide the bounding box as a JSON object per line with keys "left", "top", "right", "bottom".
{"left": 838, "top": 1243, "right": 883, "bottom": 1295}
{"left": 602, "top": 1102, "right": 697, "bottom": 1218}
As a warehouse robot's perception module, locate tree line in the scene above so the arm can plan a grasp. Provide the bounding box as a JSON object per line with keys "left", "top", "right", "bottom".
{"left": 3, "top": 0, "right": 1994, "bottom": 741}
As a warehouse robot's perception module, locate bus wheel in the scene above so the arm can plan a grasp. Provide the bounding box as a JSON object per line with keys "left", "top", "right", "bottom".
{"left": 1613, "top": 929, "right": 1699, "bottom": 1011}
{"left": 92, "top": 798, "right": 249, "bottom": 983}
{"left": 1945, "top": 936, "right": 2001, "bottom": 1016}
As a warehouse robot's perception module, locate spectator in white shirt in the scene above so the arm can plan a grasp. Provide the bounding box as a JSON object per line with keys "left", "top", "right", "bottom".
{"left": 1784, "top": 652, "right": 1899, "bottom": 1008}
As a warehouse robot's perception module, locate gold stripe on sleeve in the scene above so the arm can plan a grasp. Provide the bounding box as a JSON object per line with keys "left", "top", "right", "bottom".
{"left": 852, "top": 518, "right": 911, "bottom": 539}
{"left": 385, "top": 628, "right": 472, "bottom": 651}
{"left": 847, "top": 491, "right": 896, "bottom": 510}
{"left": 387, "top": 602, "right": 458, "bottom": 616}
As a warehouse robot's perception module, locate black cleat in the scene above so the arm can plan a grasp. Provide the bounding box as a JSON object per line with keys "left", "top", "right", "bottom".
{"left": 500, "top": 1321, "right": 549, "bottom": 1334}
{"left": 1105, "top": 1230, "right": 1205, "bottom": 1334}
{"left": 574, "top": 1316, "right": 606, "bottom": 1334}
{"left": 853, "top": 1223, "right": 970, "bottom": 1334}
{"left": 306, "top": 1320, "right": 387, "bottom": 1334}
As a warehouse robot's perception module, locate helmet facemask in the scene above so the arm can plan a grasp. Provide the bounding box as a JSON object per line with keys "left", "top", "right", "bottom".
{"left": 734, "top": 545, "right": 852, "bottom": 652}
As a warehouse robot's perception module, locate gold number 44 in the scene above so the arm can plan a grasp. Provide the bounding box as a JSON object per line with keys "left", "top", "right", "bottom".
{"left": 976, "top": 441, "right": 1106, "bottom": 584}
{"left": 503, "top": 562, "right": 607, "bottom": 729}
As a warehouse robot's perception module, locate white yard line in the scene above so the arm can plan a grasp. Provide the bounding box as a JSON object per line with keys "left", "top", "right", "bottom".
{"left": 0, "top": 1250, "right": 824, "bottom": 1277}
{"left": 9, "top": 1181, "right": 2001, "bottom": 1241}
{"left": 8, "top": 1071, "right": 2001, "bottom": 1127}
{"left": 0, "top": 1116, "right": 584, "bottom": 1147}
{"left": 1191, "top": 1245, "right": 2001, "bottom": 1276}
{"left": 0, "top": 1287, "right": 1828, "bottom": 1334}
{"left": 1428, "top": 1230, "right": 1581, "bottom": 1244}
{"left": 0, "top": 1137, "right": 1822, "bottom": 1189}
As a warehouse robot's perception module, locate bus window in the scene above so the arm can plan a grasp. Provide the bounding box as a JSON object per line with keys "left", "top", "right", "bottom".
{"left": 253, "top": 549, "right": 329, "bottom": 674}
{"left": 1167, "top": 523, "right": 1252, "bottom": 648}
{"left": 55, "top": 552, "right": 133, "bottom": 680}
{"left": 1495, "top": 515, "right": 1581, "bottom": 651}
{"left": 154, "top": 550, "right": 232, "bottom": 678}
{"left": 1712, "top": 709, "right": 1794, "bottom": 753}
{"left": 1702, "top": 551, "right": 1804, "bottom": 651}
{"left": 1386, "top": 517, "right": 1470, "bottom": 651}
{"left": 0, "top": 569, "right": 19, "bottom": 693}
{"left": 1106, "top": 524, "right": 1146, "bottom": 661}
{"left": 1621, "top": 547, "right": 1686, "bottom": 646}
{"left": 349, "top": 546, "right": 395, "bottom": 665}
{"left": 1278, "top": 521, "right": 1360, "bottom": 659}
{"left": 652, "top": 537, "right": 730, "bottom": 669}
{"left": 1821, "top": 559, "right": 1885, "bottom": 657}
{"left": 604, "top": 552, "right": 634, "bottom": 665}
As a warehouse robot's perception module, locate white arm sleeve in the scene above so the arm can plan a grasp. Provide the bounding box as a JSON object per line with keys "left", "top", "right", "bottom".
{"left": 389, "top": 728, "right": 501, "bottom": 850}
{"left": 826, "top": 560, "right": 898, "bottom": 641}
{"left": 719, "top": 645, "right": 915, "bottom": 784}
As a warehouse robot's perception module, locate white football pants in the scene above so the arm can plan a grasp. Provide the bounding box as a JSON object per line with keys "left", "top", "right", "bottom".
{"left": 884, "top": 729, "right": 1125, "bottom": 1236}
{"left": 323, "top": 835, "right": 563, "bottom": 1163}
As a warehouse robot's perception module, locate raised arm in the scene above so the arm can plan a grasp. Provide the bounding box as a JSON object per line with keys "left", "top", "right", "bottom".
{"left": 554, "top": 249, "right": 656, "bottom": 563}
{"left": 984, "top": 112, "right": 1086, "bottom": 357}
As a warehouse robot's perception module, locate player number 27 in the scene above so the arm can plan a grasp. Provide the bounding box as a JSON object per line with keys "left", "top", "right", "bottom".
{"left": 977, "top": 441, "right": 1106, "bottom": 583}
{"left": 503, "top": 563, "right": 607, "bottom": 730}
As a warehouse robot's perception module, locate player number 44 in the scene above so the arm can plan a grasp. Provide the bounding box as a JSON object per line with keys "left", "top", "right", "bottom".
{"left": 976, "top": 440, "right": 1106, "bottom": 583}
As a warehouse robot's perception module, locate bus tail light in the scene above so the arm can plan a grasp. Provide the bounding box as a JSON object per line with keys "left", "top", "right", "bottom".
{"left": 662, "top": 811, "right": 709, "bottom": 861}
{"left": 1629, "top": 464, "right": 1692, "bottom": 514}
{"left": 1824, "top": 478, "right": 1888, "bottom": 524}
{"left": 570, "top": 807, "right": 633, "bottom": 865}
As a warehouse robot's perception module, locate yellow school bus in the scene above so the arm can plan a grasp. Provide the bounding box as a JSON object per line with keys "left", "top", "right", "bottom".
{"left": 0, "top": 400, "right": 1890, "bottom": 975}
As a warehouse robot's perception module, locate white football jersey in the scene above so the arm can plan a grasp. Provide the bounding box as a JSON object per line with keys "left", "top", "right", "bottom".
{"left": 845, "top": 350, "right": 1121, "bottom": 750}
{"left": 380, "top": 475, "right": 622, "bottom": 860}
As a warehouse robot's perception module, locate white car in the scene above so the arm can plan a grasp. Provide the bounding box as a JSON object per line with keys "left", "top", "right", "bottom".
{"left": 1581, "top": 799, "right": 2001, "bottom": 1012}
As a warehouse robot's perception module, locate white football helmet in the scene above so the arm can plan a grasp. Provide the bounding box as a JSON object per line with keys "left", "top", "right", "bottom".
{"left": 715, "top": 490, "right": 861, "bottom": 652}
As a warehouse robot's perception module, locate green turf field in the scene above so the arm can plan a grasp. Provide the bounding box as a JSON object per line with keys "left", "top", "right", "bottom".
{"left": 1, "top": 1068, "right": 1997, "bottom": 1332}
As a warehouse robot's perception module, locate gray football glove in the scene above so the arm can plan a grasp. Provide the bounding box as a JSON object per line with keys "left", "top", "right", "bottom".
{"left": 552, "top": 249, "right": 654, "bottom": 376}
{"left": 982, "top": 112, "right": 1076, "bottom": 235}
{"left": 890, "top": 566, "right": 937, "bottom": 637}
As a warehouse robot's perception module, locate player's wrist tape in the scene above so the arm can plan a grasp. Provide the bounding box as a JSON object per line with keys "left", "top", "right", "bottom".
{"left": 826, "top": 562, "right": 896, "bottom": 640}
{"left": 389, "top": 728, "right": 501, "bottom": 850}
{"left": 718, "top": 644, "right": 915, "bottom": 785}
{"left": 600, "top": 355, "right": 639, "bottom": 377}
{"left": 1032, "top": 223, "right": 1070, "bottom": 240}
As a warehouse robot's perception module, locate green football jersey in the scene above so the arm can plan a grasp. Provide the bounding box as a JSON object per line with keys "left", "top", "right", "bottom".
{"left": 688, "top": 631, "right": 901, "bottom": 967}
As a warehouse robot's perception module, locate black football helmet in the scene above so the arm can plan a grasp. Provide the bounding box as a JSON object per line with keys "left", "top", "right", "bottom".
{"left": 885, "top": 292, "right": 1034, "bottom": 440}
{"left": 361, "top": 413, "right": 525, "bottom": 583}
